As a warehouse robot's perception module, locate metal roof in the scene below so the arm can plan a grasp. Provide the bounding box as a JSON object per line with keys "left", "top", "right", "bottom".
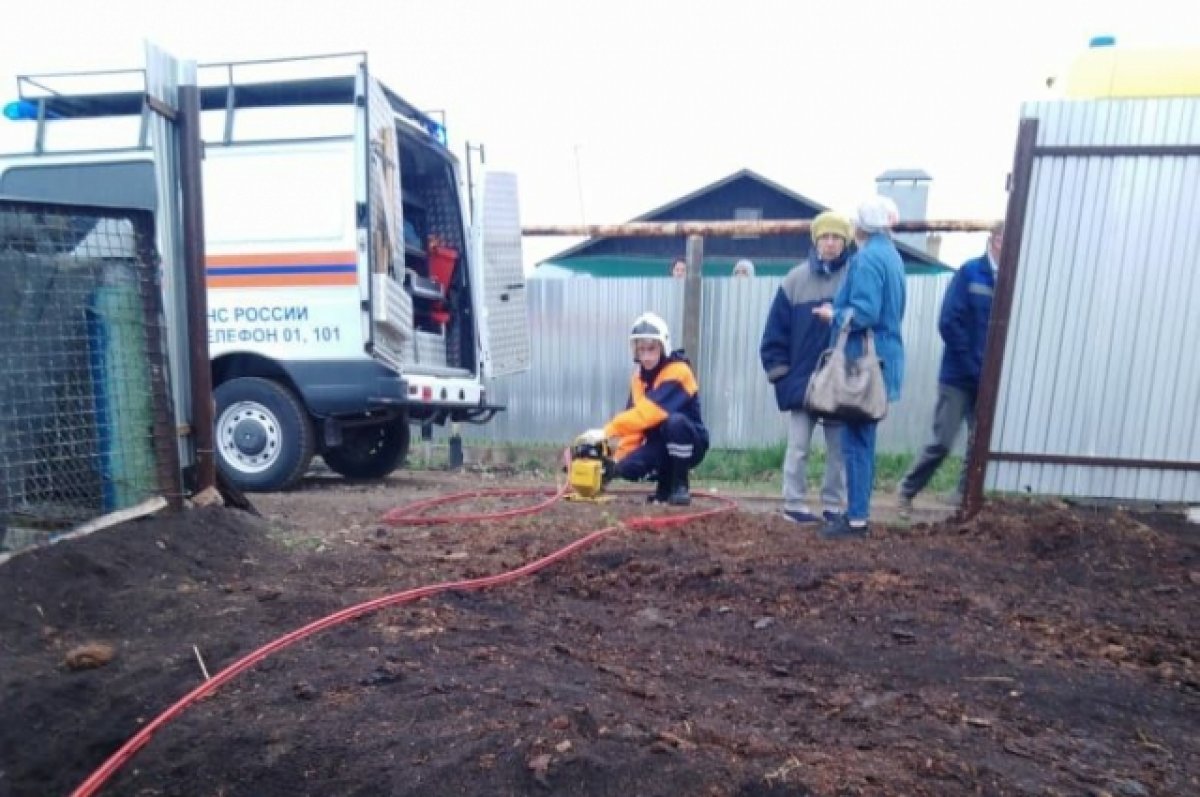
{"left": 541, "top": 168, "right": 949, "bottom": 271}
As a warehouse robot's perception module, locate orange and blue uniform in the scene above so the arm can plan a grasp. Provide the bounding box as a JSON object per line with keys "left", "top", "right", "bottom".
{"left": 604, "top": 351, "right": 708, "bottom": 487}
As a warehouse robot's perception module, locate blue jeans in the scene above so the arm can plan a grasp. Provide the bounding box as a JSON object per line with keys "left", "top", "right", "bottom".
{"left": 842, "top": 420, "right": 878, "bottom": 521}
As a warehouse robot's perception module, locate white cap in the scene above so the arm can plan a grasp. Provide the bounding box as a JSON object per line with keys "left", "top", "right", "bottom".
{"left": 853, "top": 195, "right": 900, "bottom": 233}
{"left": 732, "top": 259, "right": 756, "bottom": 277}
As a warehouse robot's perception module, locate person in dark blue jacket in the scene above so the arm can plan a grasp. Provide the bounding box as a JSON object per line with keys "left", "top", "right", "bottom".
{"left": 813, "top": 196, "right": 907, "bottom": 539}
{"left": 760, "top": 211, "right": 852, "bottom": 523}
{"left": 899, "top": 221, "right": 1002, "bottom": 508}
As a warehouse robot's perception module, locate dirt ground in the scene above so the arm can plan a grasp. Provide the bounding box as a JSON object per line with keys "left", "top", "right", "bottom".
{"left": 1, "top": 469, "right": 1197, "bottom": 797}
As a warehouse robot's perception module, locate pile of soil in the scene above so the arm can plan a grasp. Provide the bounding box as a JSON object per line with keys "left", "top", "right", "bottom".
{"left": 0, "top": 493, "right": 1196, "bottom": 796}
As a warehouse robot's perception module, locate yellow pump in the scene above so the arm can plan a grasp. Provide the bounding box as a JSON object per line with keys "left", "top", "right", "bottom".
{"left": 567, "top": 436, "right": 614, "bottom": 501}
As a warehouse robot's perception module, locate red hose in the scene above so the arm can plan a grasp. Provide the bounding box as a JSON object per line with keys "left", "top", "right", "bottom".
{"left": 71, "top": 480, "right": 736, "bottom": 797}
{"left": 381, "top": 484, "right": 569, "bottom": 525}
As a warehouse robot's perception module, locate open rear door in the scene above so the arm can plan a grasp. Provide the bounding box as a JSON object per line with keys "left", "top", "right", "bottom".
{"left": 471, "top": 171, "right": 530, "bottom": 378}
{"left": 363, "top": 70, "right": 411, "bottom": 371}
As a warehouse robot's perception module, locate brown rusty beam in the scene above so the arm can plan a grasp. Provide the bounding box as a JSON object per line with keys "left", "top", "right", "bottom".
{"left": 521, "top": 219, "right": 999, "bottom": 238}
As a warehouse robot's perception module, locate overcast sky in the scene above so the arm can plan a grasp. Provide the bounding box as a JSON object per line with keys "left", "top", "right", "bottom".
{"left": 0, "top": 0, "right": 1194, "bottom": 269}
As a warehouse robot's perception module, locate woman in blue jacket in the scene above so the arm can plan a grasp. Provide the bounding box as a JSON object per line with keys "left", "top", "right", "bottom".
{"left": 760, "top": 211, "right": 853, "bottom": 523}
{"left": 813, "top": 196, "right": 906, "bottom": 538}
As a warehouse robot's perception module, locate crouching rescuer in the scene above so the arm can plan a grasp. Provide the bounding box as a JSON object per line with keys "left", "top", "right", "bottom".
{"left": 578, "top": 312, "right": 709, "bottom": 505}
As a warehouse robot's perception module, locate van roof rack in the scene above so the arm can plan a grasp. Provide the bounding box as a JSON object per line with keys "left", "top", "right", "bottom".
{"left": 7, "top": 52, "right": 444, "bottom": 142}
{"left": 12, "top": 76, "right": 357, "bottom": 120}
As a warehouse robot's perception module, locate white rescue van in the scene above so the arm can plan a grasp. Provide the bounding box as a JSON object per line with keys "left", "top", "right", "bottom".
{"left": 0, "top": 54, "right": 531, "bottom": 491}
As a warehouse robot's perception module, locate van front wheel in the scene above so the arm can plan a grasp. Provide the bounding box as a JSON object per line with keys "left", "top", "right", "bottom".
{"left": 323, "top": 417, "right": 410, "bottom": 480}
{"left": 214, "top": 377, "right": 315, "bottom": 492}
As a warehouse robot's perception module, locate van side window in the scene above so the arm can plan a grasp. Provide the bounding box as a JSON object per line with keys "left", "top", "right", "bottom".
{"left": 0, "top": 162, "right": 157, "bottom": 211}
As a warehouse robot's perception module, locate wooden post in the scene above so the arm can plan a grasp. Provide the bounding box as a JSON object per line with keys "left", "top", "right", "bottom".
{"left": 682, "top": 235, "right": 703, "bottom": 365}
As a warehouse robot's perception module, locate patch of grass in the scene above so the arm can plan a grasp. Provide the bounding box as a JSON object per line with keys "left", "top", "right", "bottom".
{"left": 695, "top": 446, "right": 963, "bottom": 495}
{"left": 403, "top": 439, "right": 964, "bottom": 496}
{"left": 875, "top": 452, "right": 963, "bottom": 494}
{"left": 693, "top": 444, "right": 786, "bottom": 483}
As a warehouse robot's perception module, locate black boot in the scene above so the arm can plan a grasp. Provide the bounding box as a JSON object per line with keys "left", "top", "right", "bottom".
{"left": 819, "top": 514, "right": 869, "bottom": 540}
{"left": 647, "top": 469, "right": 673, "bottom": 504}
{"left": 667, "top": 462, "right": 691, "bottom": 506}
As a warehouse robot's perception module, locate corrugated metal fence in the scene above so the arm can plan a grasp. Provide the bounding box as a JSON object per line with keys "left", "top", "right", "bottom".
{"left": 476, "top": 273, "right": 954, "bottom": 453}
{"left": 982, "top": 98, "right": 1200, "bottom": 502}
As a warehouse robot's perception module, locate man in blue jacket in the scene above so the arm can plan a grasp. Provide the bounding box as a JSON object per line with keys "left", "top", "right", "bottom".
{"left": 899, "top": 221, "right": 1003, "bottom": 508}
{"left": 760, "top": 211, "right": 852, "bottom": 522}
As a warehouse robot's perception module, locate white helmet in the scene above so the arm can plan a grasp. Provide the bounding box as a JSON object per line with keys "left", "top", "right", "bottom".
{"left": 629, "top": 311, "right": 671, "bottom": 358}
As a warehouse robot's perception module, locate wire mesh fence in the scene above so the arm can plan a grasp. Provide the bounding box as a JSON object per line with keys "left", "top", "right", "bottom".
{"left": 1, "top": 198, "right": 180, "bottom": 553}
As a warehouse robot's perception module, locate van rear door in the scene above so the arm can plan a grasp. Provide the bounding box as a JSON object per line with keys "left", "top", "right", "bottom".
{"left": 362, "top": 71, "right": 410, "bottom": 371}
{"left": 470, "top": 171, "right": 530, "bottom": 378}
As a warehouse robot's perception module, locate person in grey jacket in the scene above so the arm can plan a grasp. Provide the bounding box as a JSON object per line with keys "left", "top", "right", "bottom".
{"left": 759, "top": 211, "right": 852, "bottom": 522}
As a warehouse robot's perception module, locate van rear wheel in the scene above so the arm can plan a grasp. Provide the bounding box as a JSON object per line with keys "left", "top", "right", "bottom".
{"left": 214, "top": 377, "right": 315, "bottom": 492}
{"left": 323, "top": 417, "right": 411, "bottom": 480}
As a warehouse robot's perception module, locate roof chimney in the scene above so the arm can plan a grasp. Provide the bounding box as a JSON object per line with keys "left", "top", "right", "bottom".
{"left": 875, "top": 169, "right": 932, "bottom": 254}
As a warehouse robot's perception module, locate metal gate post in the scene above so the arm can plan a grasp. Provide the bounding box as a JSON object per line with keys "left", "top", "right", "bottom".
{"left": 961, "top": 118, "right": 1038, "bottom": 518}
